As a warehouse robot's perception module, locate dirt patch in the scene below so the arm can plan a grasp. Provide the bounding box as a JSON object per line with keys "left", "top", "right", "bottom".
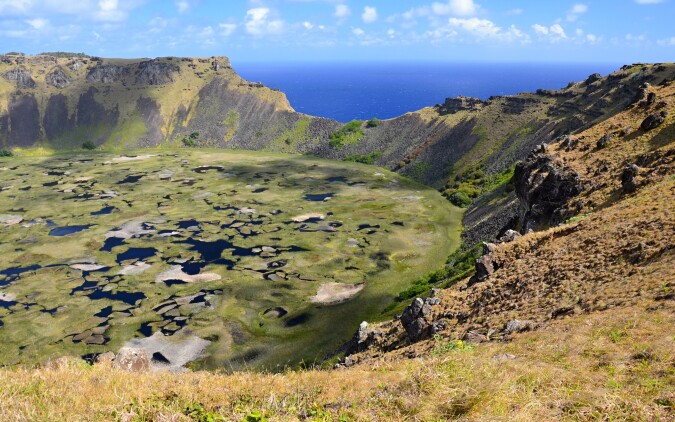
{"left": 310, "top": 282, "right": 365, "bottom": 305}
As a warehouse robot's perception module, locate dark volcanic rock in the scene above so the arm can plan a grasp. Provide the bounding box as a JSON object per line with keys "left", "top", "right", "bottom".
{"left": 3, "top": 67, "right": 36, "bottom": 88}
{"left": 135, "top": 60, "right": 179, "bottom": 85}
{"left": 640, "top": 111, "right": 668, "bottom": 131}
{"left": 46, "top": 66, "right": 71, "bottom": 88}
{"left": 9, "top": 95, "right": 40, "bottom": 146}
{"left": 596, "top": 133, "right": 613, "bottom": 149}
{"left": 514, "top": 151, "right": 584, "bottom": 232}
{"left": 86, "top": 64, "right": 130, "bottom": 83}
{"left": 621, "top": 164, "right": 639, "bottom": 193}
{"left": 400, "top": 292, "right": 442, "bottom": 343}
{"left": 437, "top": 96, "right": 489, "bottom": 115}
{"left": 43, "top": 94, "right": 75, "bottom": 139}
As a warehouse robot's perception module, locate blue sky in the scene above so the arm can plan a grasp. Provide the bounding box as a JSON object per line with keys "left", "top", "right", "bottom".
{"left": 0, "top": 0, "right": 673, "bottom": 63}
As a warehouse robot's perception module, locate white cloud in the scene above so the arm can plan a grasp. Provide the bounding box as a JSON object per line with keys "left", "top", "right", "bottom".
{"left": 432, "top": 0, "right": 479, "bottom": 17}
{"left": 219, "top": 23, "right": 236, "bottom": 36}
{"left": 532, "top": 23, "right": 567, "bottom": 40}
{"left": 446, "top": 17, "right": 529, "bottom": 42}
{"left": 352, "top": 27, "right": 365, "bottom": 36}
{"left": 26, "top": 18, "right": 48, "bottom": 30}
{"left": 0, "top": 0, "right": 32, "bottom": 15}
{"left": 245, "top": 7, "right": 284, "bottom": 36}
{"left": 175, "top": 0, "right": 189, "bottom": 13}
{"left": 302, "top": 21, "right": 314, "bottom": 30}
{"left": 567, "top": 3, "right": 588, "bottom": 22}
{"left": 506, "top": 8, "right": 524, "bottom": 16}
{"left": 362, "top": 6, "right": 377, "bottom": 23}
{"left": 657, "top": 36, "right": 675, "bottom": 45}
{"left": 334, "top": 4, "right": 350, "bottom": 18}
{"left": 550, "top": 24, "right": 566, "bottom": 38}
{"left": 586, "top": 33, "right": 598, "bottom": 43}
{"left": 94, "top": 0, "right": 128, "bottom": 22}
{"left": 532, "top": 24, "right": 549, "bottom": 35}
{"left": 635, "top": 0, "right": 664, "bottom": 3}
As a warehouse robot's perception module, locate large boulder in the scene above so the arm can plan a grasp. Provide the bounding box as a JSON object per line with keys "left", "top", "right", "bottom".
{"left": 641, "top": 111, "right": 668, "bottom": 131}
{"left": 514, "top": 151, "right": 584, "bottom": 232}
{"left": 113, "top": 347, "right": 150, "bottom": 372}
{"left": 621, "top": 164, "right": 640, "bottom": 193}
{"left": 400, "top": 291, "right": 443, "bottom": 343}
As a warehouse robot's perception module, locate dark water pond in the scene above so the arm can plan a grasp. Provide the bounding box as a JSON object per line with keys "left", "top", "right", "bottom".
{"left": 49, "top": 225, "right": 92, "bottom": 236}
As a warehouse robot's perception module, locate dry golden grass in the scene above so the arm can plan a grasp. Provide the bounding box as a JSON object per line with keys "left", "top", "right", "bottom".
{"left": 0, "top": 306, "right": 672, "bottom": 421}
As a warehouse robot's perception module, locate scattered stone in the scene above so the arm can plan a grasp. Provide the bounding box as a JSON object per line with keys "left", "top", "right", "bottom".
{"left": 0, "top": 292, "right": 17, "bottom": 302}
{"left": 310, "top": 282, "right": 365, "bottom": 305}
{"left": 596, "top": 133, "right": 613, "bottom": 149}
{"left": 292, "top": 213, "right": 324, "bottom": 222}
{"left": 118, "top": 261, "right": 152, "bottom": 275}
{"left": 70, "top": 263, "right": 106, "bottom": 272}
{"left": 263, "top": 307, "right": 288, "bottom": 318}
{"left": 120, "top": 330, "right": 210, "bottom": 372}
{"left": 346, "top": 238, "right": 360, "bottom": 248}
{"left": 192, "top": 192, "right": 213, "bottom": 200}
{"left": 111, "top": 155, "right": 156, "bottom": 162}
{"left": 83, "top": 334, "right": 106, "bottom": 345}
{"left": 155, "top": 265, "right": 221, "bottom": 284}
{"left": 499, "top": 229, "right": 521, "bottom": 243}
{"left": 0, "top": 214, "right": 23, "bottom": 226}
{"left": 641, "top": 111, "right": 668, "bottom": 131}
{"left": 621, "top": 164, "right": 640, "bottom": 193}
{"left": 505, "top": 319, "right": 534, "bottom": 333}
{"left": 492, "top": 353, "right": 517, "bottom": 363}
{"left": 94, "top": 351, "right": 115, "bottom": 365}
{"left": 238, "top": 207, "right": 257, "bottom": 215}
{"left": 105, "top": 220, "right": 155, "bottom": 239}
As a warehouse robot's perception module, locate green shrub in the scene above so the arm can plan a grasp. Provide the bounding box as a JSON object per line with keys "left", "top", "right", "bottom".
{"left": 449, "top": 191, "right": 472, "bottom": 207}
{"left": 394, "top": 244, "right": 482, "bottom": 302}
{"left": 329, "top": 121, "right": 364, "bottom": 150}
{"left": 344, "top": 151, "right": 382, "bottom": 165}
{"left": 0, "top": 150, "right": 13, "bottom": 157}
{"left": 366, "top": 118, "right": 381, "bottom": 128}
{"left": 81, "top": 141, "right": 97, "bottom": 150}
{"left": 182, "top": 132, "right": 200, "bottom": 147}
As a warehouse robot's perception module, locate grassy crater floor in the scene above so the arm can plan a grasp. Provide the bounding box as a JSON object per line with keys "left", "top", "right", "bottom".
{"left": 0, "top": 149, "right": 461, "bottom": 370}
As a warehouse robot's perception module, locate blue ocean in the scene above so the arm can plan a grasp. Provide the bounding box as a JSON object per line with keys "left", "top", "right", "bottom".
{"left": 235, "top": 62, "right": 622, "bottom": 123}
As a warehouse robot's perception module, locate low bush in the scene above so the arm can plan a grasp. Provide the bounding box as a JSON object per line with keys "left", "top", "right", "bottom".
{"left": 344, "top": 152, "right": 382, "bottom": 165}
{"left": 82, "top": 141, "right": 97, "bottom": 150}
{"left": 329, "top": 121, "right": 364, "bottom": 149}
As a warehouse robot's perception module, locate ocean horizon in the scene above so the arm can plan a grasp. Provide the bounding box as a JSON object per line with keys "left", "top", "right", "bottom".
{"left": 235, "top": 62, "right": 623, "bottom": 122}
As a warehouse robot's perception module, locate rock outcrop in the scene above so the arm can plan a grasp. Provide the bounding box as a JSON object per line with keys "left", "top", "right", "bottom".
{"left": 621, "top": 164, "right": 640, "bottom": 193}
{"left": 3, "top": 67, "right": 36, "bottom": 88}
{"left": 86, "top": 64, "right": 130, "bottom": 83}
{"left": 134, "top": 60, "right": 179, "bottom": 85}
{"left": 514, "top": 150, "right": 584, "bottom": 232}
{"left": 641, "top": 111, "right": 668, "bottom": 131}
{"left": 437, "top": 96, "right": 489, "bottom": 115}
{"left": 46, "top": 66, "right": 71, "bottom": 88}
{"left": 400, "top": 291, "right": 443, "bottom": 342}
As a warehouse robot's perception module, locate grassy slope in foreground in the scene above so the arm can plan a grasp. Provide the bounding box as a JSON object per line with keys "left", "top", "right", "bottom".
{"left": 0, "top": 148, "right": 461, "bottom": 370}
{"left": 0, "top": 306, "right": 671, "bottom": 421}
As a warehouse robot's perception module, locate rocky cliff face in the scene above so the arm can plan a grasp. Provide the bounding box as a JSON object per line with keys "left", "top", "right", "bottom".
{"left": 0, "top": 54, "right": 317, "bottom": 151}
{"left": 1, "top": 56, "right": 673, "bottom": 224}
